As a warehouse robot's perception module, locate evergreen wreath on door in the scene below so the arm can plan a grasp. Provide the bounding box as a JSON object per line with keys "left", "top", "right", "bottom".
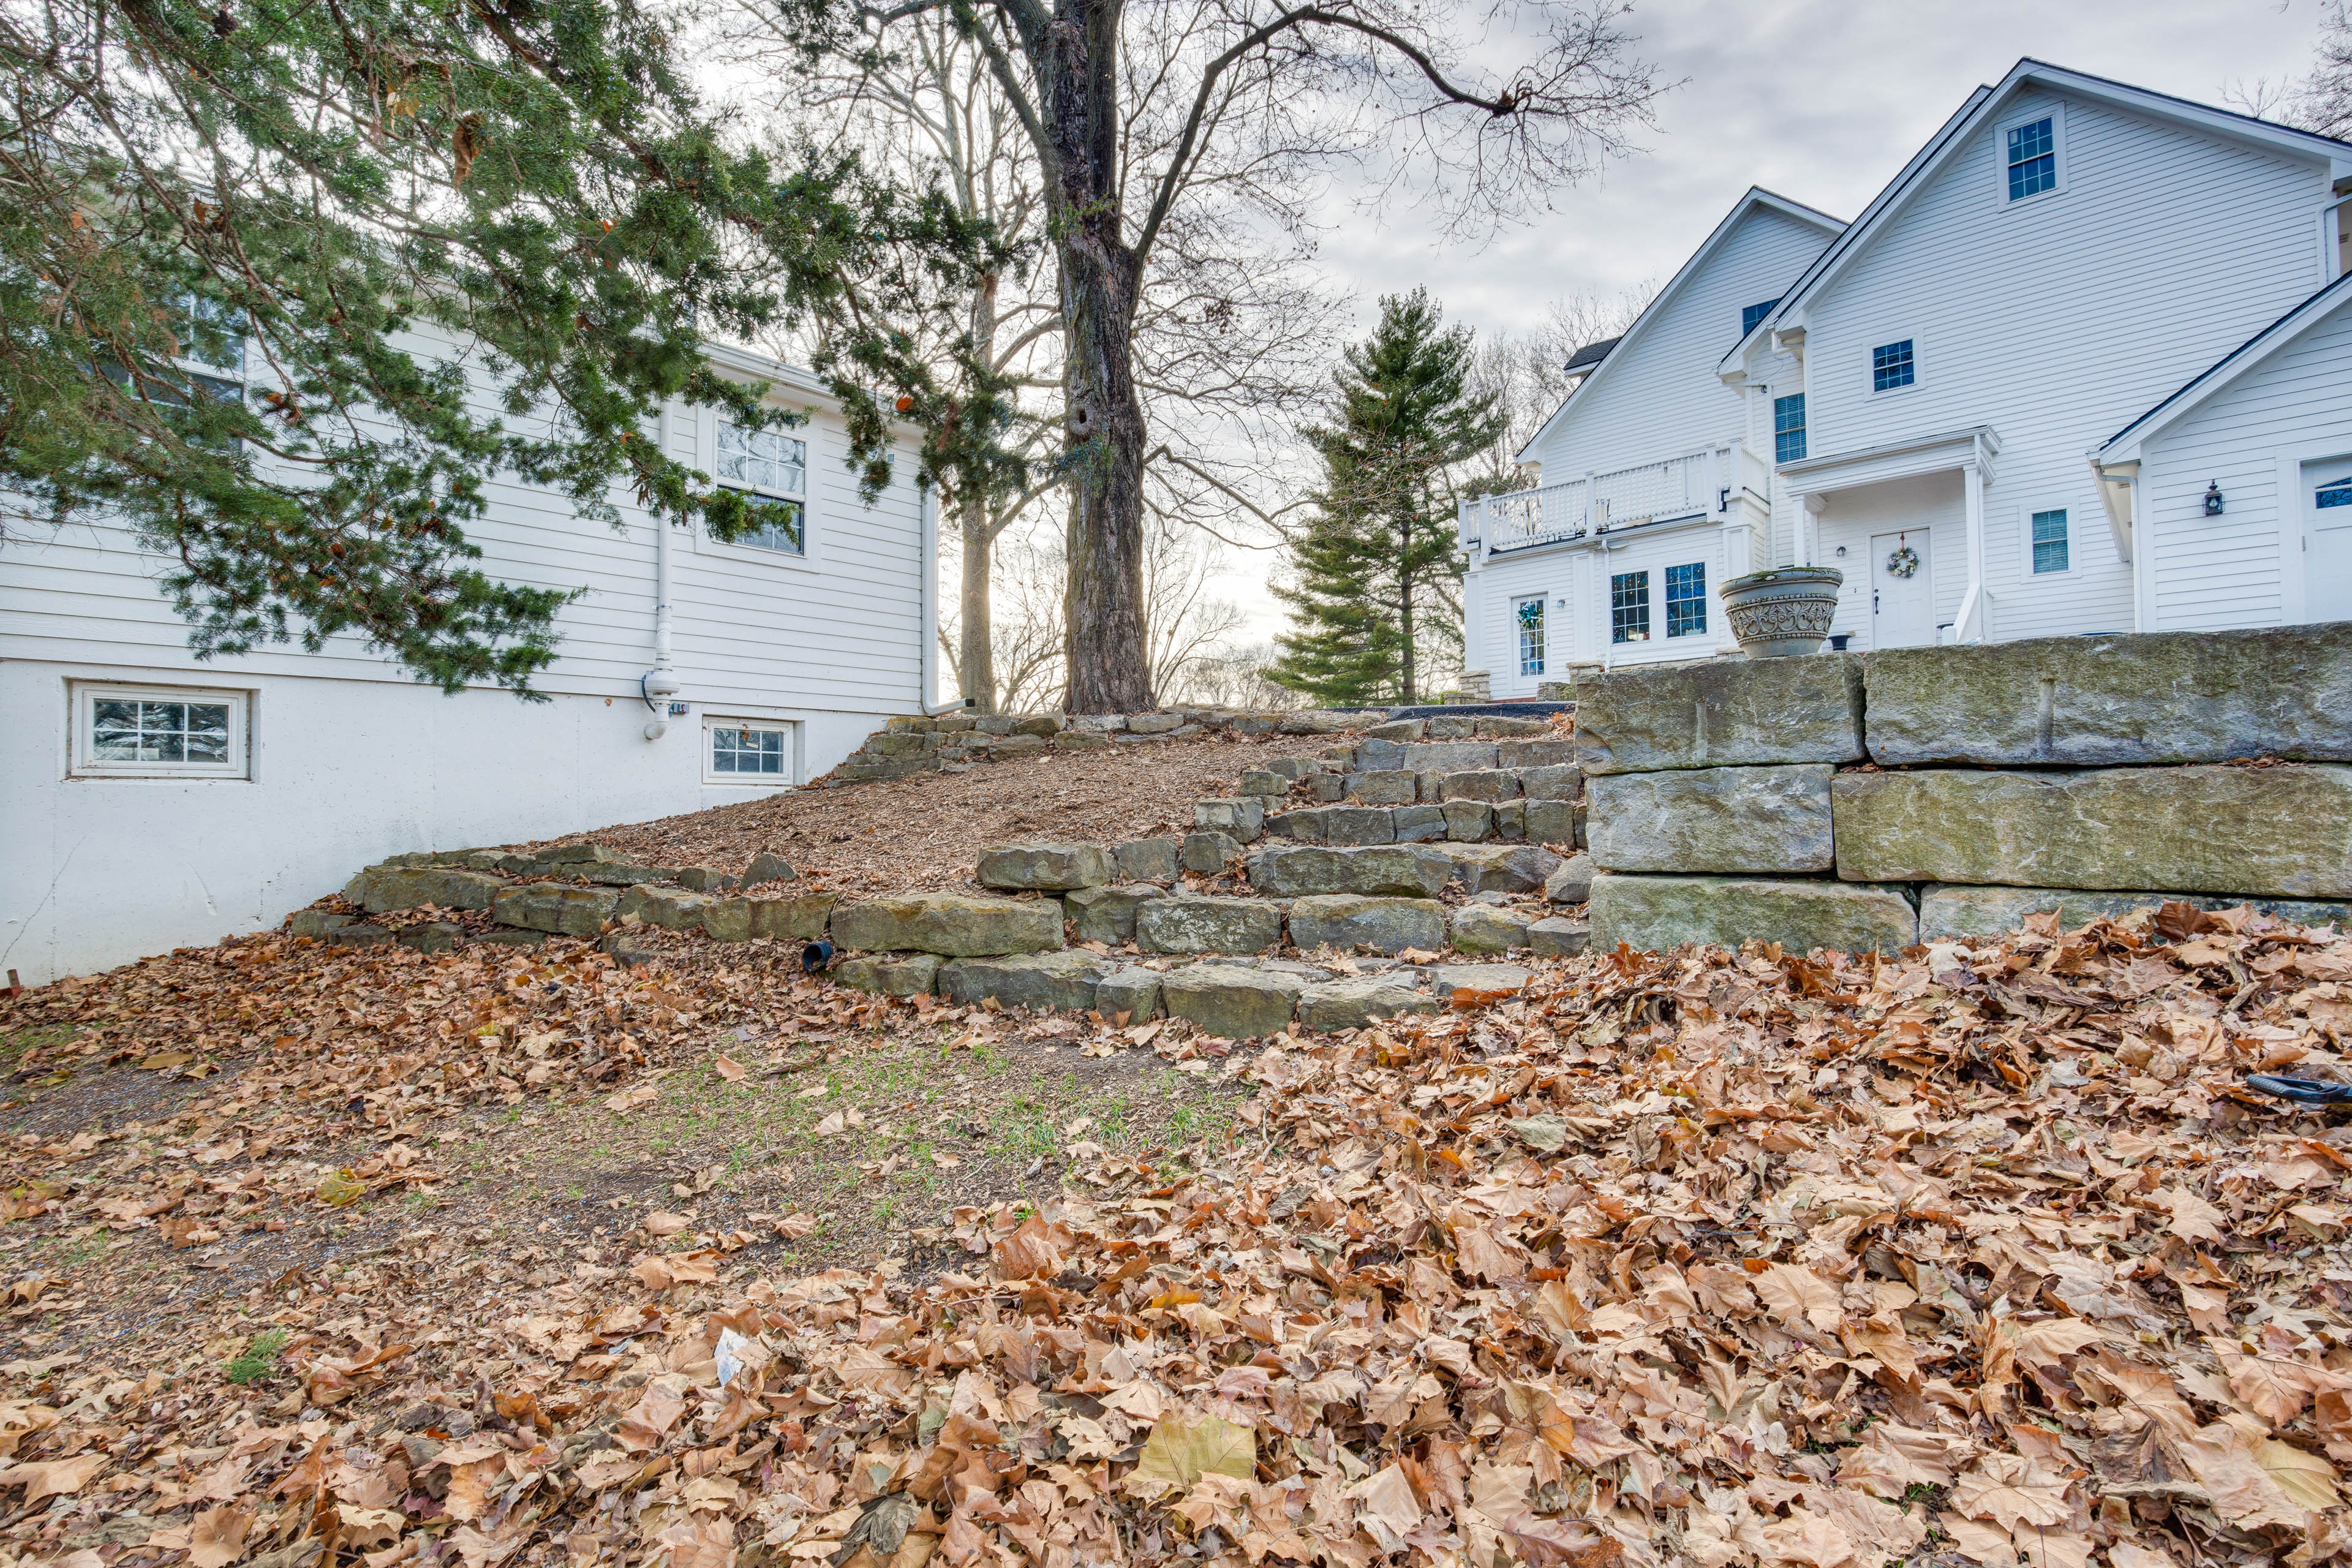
{"left": 1885, "top": 542, "right": 1921, "bottom": 579}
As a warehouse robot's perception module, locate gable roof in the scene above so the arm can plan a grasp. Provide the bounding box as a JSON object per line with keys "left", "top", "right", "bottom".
{"left": 1513, "top": 187, "right": 1845, "bottom": 465}
{"left": 2095, "top": 268, "right": 2352, "bottom": 462}
{"left": 1717, "top": 59, "right": 2352, "bottom": 380}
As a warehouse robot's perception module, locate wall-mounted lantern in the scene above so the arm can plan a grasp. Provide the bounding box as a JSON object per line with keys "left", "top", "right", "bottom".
{"left": 2204, "top": 480, "right": 2225, "bottom": 516}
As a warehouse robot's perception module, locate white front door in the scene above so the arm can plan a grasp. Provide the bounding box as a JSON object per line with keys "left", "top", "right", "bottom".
{"left": 1871, "top": 529, "right": 1936, "bottom": 647}
{"left": 2305, "top": 459, "right": 2352, "bottom": 625}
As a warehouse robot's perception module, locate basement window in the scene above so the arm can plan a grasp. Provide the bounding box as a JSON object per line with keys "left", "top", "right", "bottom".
{"left": 706, "top": 718, "right": 792, "bottom": 783}
{"left": 72, "top": 682, "right": 250, "bottom": 779}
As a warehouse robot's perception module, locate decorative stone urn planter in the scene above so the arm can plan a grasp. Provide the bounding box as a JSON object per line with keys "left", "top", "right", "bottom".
{"left": 1719, "top": 567, "right": 1844, "bottom": 658}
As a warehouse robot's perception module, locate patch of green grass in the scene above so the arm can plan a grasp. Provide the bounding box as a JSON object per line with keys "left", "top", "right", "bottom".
{"left": 225, "top": 1328, "right": 292, "bottom": 1385}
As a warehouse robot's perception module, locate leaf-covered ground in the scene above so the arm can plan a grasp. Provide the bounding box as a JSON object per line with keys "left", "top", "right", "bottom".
{"left": 1, "top": 902, "right": 2350, "bottom": 1568}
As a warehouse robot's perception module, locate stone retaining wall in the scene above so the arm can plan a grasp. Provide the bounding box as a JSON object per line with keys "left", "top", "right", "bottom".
{"left": 1577, "top": 624, "right": 2352, "bottom": 953}
{"left": 820, "top": 705, "right": 1371, "bottom": 785}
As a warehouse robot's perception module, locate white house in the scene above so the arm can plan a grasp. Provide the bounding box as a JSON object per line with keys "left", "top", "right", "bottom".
{"left": 1463, "top": 60, "right": 2352, "bottom": 696}
{"left": 1, "top": 333, "right": 945, "bottom": 986}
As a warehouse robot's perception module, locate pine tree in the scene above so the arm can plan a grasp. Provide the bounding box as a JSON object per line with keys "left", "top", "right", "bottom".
{"left": 1268, "top": 290, "right": 1503, "bottom": 707}
{"left": 0, "top": 0, "right": 1010, "bottom": 694}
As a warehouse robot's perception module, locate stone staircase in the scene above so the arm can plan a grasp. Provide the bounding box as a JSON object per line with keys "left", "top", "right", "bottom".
{"left": 291, "top": 707, "right": 1594, "bottom": 1040}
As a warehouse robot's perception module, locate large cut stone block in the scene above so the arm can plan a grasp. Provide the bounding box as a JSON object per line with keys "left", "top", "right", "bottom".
{"left": 1864, "top": 624, "right": 2352, "bottom": 767}
{"left": 1399, "top": 741, "right": 1499, "bottom": 772}
{"left": 1067, "top": 883, "right": 1166, "bottom": 944}
{"left": 1194, "top": 798, "right": 1266, "bottom": 843}
{"left": 1442, "top": 800, "right": 1494, "bottom": 841}
{"left": 938, "top": 950, "right": 1112, "bottom": 1011}
{"left": 1247, "top": 845, "right": 1453, "bottom": 898}
{"left": 1524, "top": 799, "right": 1579, "bottom": 846}
{"left": 1297, "top": 974, "right": 1439, "bottom": 1030}
{"left": 1287, "top": 895, "right": 1446, "bottom": 954}
{"left": 747, "top": 893, "right": 836, "bottom": 941}
{"left": 1135, "top": 896, "right": 1284, "bottom": 954}
{"left": 1114, "top": 837, "right": 1181, "bottom": 881}
{"left": 1264, "top": 808, "right": 1327, "bottom": 843}
{"left": 1322, "top": 807, "right": 1396, "bottom": 846}
{"left": 1545, "top": 852, "right": 1596, "bottom": 905}
{"left": 1589, "top": 873, "right": 1917, "bottom": 955}
{"left": 1574, "top": 654, "right": 1866, "bottom": 775}
{"left": 1917, "top": 884, "right": 2352, "bottom": 941}
{"left": 830, "top": 893, "right": 1063, "bottom": 956}
{"left": 344, "top": 866, "right": 507, "bottom": 914}
{"left": 492, "top": 884, "right": 620, "bottom": 937}
{"left": 1182, "top": 832, "right": 1243, "bottom": 874}
{"left": 834, "top": 953, "right": 941, "bottom": 997}
{"left": 1096, "top": 967, "right": 1163, "bottom": 1020}
{"left": 1528, "top": 917, "right": 1590, "bottom": 957}
{"left": 616, "top": 886, "right": 714, "bottom": 930}
{"left": 1439, "top": 769, "right": 1521, "bottom": 802}
{"left": 1833, "top": 764, "right": 2352, "bottom": 898}
{"left": 975, "top": 842, "right": 1114, "bottom": 891}
{"left": 1346, "top": 770, "right": 1419, "bottom": 805}
{"left": 1393, "top": 804, "right": 1447, "bottom": 842}
{"left": 1589, "top": 764, "right": 1835, "bottom": 874}
{"left": 1520, "top": 764, "right": 1583, "bottom": 801}
{"left": 1449, "top": 843, "right": 1563, "bottom": 894}
{"left": 1162, "top": 965, "right": 1303, "bottom": 1038}
{"left": 1450, "top": 905, "right": 1531, "bottom": 954}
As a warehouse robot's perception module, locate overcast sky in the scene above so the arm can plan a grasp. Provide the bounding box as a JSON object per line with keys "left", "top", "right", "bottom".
{"left": 1202, "top": 0, "right": 2337, "bottom": 662}
{"left": 1321, "top": 0, "right": 2331, "bottom": 339}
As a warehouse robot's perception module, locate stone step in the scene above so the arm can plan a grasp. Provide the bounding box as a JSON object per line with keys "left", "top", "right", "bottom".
{"left": 828, "top": 948, "right": 1577, "bottom": 1038}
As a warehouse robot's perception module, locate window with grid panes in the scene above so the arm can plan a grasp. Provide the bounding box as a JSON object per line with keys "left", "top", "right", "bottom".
{"left": 1773, "top": 393, "right": 1806, "bottom": 463}
{"left": 716, "top": 420, "right": 807, "bottom": 553}
{"left": 1611, "top": 570, "right": 1650, "bottom": 644}
{"left": 1872, "top": 340, "right": 1915, "bottom": 392}
{"left": 2007, "top": 116, "right": 2056, "bottom": 200}
{"left": 1665, "top": 563, "right": 1706, "bottom": 637}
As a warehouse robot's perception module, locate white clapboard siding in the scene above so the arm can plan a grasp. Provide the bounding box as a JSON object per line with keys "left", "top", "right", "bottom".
{"left": 2141, "top": 290, "right": 2352, "bottom": 630}
{"left": 1, "top": 330, "right": 931, "bottom": 985}
{"left": 1795, "top": 88, "right": 2331, "bottom": 640}
{"left": 1528, "top": 202, "right": 1836, "bottom": 481}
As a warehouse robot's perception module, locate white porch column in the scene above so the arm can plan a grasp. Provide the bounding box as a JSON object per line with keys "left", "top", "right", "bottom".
{"left": 1955, "top": 455, "right": 1988, "bottom": 643}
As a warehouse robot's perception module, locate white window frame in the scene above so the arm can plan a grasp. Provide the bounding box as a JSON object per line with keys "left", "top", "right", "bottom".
{"left": 692, "top": 406, "right": 820, "bottom": 570}
{"left": 2019, "top": 499, "right": 2081, "bottom": 578}
{"left": 1996, "top": 103, "right": 2067, "bottom": 206}
{"left": 69, "top": 680, "right": 252, "bottom": 780}
{"left": 702, "top": 715, "right": 800, "bottom": 786}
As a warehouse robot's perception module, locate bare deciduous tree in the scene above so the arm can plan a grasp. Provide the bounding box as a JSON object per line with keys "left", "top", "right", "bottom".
{"left": 764, "top": 0, "right": 1668, "bottom": 710}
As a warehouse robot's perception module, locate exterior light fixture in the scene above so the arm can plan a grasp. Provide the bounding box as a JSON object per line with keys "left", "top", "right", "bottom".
{"left": 2204, "top": 480, "right": 2225, "bottom": 516}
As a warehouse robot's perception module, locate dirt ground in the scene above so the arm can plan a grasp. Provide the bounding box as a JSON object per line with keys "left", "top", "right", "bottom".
{"left": 528, "top": 733, "right": 1312, "bottom": 893}
{"left": 0, "top": 931, "right": 1248, "bottom": 1368}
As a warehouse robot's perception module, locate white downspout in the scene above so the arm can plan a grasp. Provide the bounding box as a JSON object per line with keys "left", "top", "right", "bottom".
{"left": 642, "top": 407, "right": 682, "bottom": 741}
{"left": 916, "top": 481, "right": 962, "bottom": 715}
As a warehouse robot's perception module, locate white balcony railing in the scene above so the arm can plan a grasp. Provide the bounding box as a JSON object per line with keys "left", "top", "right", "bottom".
{"left": 1461, "top": 446, "right": 1731, "bottom": 553}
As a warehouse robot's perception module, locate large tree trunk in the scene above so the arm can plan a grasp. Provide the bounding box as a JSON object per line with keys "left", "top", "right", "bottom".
{"left": 956, "top": 491, "right": 998, "bottom": 713}
{"left": 1050, "top": 0, "right": 1153, "bottom": 714}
